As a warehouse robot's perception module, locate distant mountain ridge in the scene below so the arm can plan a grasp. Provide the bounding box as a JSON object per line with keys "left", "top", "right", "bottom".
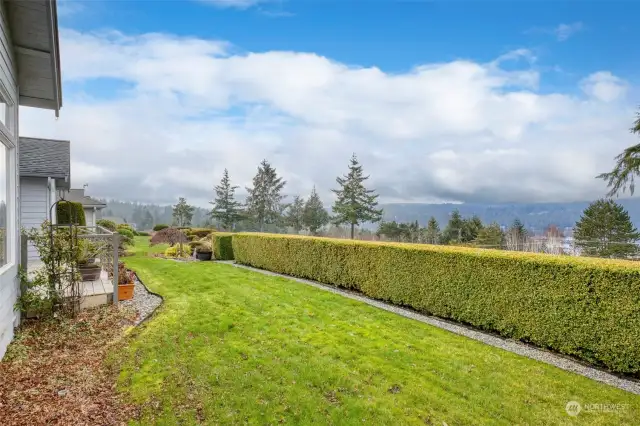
{"left": 380, "top": 198, "right": 640, "bottom": 233}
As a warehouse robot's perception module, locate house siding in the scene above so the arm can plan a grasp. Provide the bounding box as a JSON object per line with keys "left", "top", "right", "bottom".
{"left": 0, "top": 0, "right": 20, "bottom": 360}
{"left": 20, "top": 176, "right": 49, "bottom": 262}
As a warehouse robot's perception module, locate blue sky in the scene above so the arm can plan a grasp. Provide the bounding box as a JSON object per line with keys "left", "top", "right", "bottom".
{"left": 62, "top": 0, "right": 639, "bottom": 85}
{"left": 21, "top": 0, "right": 640, "bottom": 206}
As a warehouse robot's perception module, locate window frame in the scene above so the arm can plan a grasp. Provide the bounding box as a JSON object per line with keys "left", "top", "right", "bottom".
{"left": 0, "top": 78, "right": 17, "bottom": 271}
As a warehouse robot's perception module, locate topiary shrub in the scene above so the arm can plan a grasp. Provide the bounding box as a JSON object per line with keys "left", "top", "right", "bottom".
{"left": 186, "top": 228, "right": 215, "bottom": 239}
{"left": 232, "top": 233, "right": 640, "bottom": 375}
{"left": 153, "top": 224, "right": 169, "bottom": 231}
{"left": 164, "top": 243, "right": 192, "bottom": 258}
{"left": 212, "top": 232, "right": 234, "bottom": 260}
{"left": 56, "top": 201, "right": 86, "bottom": 226}
{"left": 96, "top": 219, "right": 117, "bottom": 231}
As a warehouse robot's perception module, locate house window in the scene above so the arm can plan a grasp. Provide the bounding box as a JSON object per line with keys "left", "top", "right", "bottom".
{"left": 0, "top": 143, "right": 6, "bottom": 266}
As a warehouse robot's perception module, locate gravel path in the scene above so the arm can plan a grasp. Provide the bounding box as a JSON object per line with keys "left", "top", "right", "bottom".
{"left": 219, "top": 260, "right": 640, "bottom": 395}
{"left": 120, "top": 277, "right": 163, "bottom": 325}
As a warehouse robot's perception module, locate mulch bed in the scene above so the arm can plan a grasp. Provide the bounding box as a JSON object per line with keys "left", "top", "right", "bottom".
{"left": 0, "top": 306, "right": 139, "bottom": 425}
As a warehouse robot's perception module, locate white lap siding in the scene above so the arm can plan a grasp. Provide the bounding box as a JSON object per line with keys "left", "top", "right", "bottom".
{"left": 20, "top": 177, "right": 49, "bottom": 262}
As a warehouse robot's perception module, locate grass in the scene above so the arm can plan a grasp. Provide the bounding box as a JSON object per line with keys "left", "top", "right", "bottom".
{"left": 118, "top": 240, "right": 640, "bottom": 425}
{"left": 129, "top": 235, "right": 169, "bottom": 255}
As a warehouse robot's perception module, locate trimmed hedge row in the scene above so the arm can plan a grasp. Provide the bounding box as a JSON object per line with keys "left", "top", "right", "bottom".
{"left": 56, "top": 201, "right": 86, "bottom": 226}
{"left": 232, "top": 233, "right": 640, "bottom": 375}
{"left": 212, "top": 232, "right": 234, "bottom": 260}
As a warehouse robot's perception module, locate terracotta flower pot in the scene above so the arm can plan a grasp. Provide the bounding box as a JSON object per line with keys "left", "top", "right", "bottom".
{"left": 118, "top": 283, "right": 135, "bottom": 300}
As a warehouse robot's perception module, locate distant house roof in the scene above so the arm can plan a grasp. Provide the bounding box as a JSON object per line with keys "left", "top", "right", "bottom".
{"left": 59, "top": 188, "right": 106, "bottom": 209}
{"left": 19, "top": 137, "right": 70, "bottom": 189}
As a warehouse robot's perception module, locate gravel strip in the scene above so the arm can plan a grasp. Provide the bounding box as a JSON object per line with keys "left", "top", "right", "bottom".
{"left": 120, "top": 277, "right": 163, "bottom": 325}
{"left": 220, "top": 261, "right": 640, "bottom": 395}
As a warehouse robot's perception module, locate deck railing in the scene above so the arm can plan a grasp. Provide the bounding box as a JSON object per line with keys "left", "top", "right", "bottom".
{"left": 76, "top": 225, "right": 120, "bottom": 306}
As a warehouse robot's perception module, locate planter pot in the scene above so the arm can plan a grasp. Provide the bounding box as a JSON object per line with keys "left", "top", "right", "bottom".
{"left": 79, "top": 264, "right": 102, "bottom": 281}
{"left": 118, "top": 283, "right": 135, "bottom": 300}
{"left": 196, "top": 251, "right": 212, "bottom": 261}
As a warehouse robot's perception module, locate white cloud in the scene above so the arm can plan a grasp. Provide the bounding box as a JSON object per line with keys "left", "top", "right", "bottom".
{"left": 580, "top": 71, "right": 628, "bottom": 102}
{"left": 526, "top": 22, "right": 584, "bottom": 42}
{"left": 19, "top": 28, "right": 638, "bottom": 207}
{"left": 554, "top": 22, "right": 584, "bottom": 41}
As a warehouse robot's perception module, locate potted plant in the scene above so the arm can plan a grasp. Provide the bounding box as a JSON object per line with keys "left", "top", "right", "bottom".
{"left": 194, "top": 240, "right": 212, "bottom": 261}
{"left": 117, "top": 262, "right": 135, "bottom": 300}
{"left": 77, "top": 240, "right": 101, "bottom": 281}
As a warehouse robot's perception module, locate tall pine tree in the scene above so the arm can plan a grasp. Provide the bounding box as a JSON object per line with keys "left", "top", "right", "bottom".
{"left": 172, "top": 197, "right": 194, "bottom": 227}
{"left": 424, "top": 216, "right": 440, "bottom": 244}
{"left": 210, "top": 169, "right": 243, "bottom": 231}
{"left": 303, "top": 186, "right": 330, "bottom": 235}
{"left": 441, "top": 209, "right": 464, "bottom": 244}
{"left": 331, "top": 154, "right": 383, "bottom": 239}
{"left": 245, "top": 159, "right": 286, "bottom": 232}
{"left": 574, "top": 199, "right": 640, "bottom": 258}
{"left": 285, "top": 196, "right": 305, "bottom": 233}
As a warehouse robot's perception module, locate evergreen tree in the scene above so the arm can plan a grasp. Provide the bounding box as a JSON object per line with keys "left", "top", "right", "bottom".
{"left": 505, "top": 218, "right": 528, "bottom": 251}
{"left": 172, "top": 197, "right": 194, "bottom": 227}
{"left": 377, "top": 221, "right": 402, "bottom": 241}
{"left": 331, "top": 154, "right": 383, "bottom": 239}
{"left": 441, "top": 209, "right": 464, "bottom": 244}
{"left": 303, "top": 186, "right": 329, "bottom": 235}
{"left": 473, "top": 222, "right": 504, "bottom": 249}
{"left": 461, "top": 215, "right": 484, "bottom": 242}
{"left": 598, "top": 109, "right": 640, "bottom": 196}
{"left": 424, "top": 216, "right": 440, "bottom": 244}
{"left": 210, "top": 169, "right": 243, "bottom": 231}
{"left": 574, "top": 199, "right": 640, "bottom": 258}
{"left": 245, "top": 159, "right": 286, "bottom": 232}
{"left": 285, "top": 196, "right": 305, "bottom": 233}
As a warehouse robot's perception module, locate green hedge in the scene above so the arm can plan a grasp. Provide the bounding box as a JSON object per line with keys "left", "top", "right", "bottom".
{"left": 153, "top": 224, "right": 169, "bottom": 231}
{"left": 213, "top": 232, "right": 234, "bottom": 260}
{"left": 232, "top": 233, "right": 640, "bottom": 375}
{"left": 56, "top": 201, "right": 86, "bottom": 226}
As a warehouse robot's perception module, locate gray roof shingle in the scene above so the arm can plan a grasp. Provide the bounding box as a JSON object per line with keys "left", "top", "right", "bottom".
{"left": 19, "top": 137, "right": 70, "bottom": 180}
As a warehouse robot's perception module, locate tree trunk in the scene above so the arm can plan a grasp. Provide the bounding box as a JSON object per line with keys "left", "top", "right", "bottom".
{"left": 350, "top": 223, "right": 355, "bottom": 239}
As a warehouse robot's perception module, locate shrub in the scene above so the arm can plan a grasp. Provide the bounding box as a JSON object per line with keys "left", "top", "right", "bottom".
{"left": 194, "top": 239, "right": 212, "bottom": 254}
{"left": 137, "top": 231, "right": 150, "bottom": 236}
{"left": 117, "top": 223, "right": 134, "bottom": 232}
{"left": 150, "top": 228, "right": 188, "bottom": 246}
{"left": 186, "top": 228, "right": 214, "bottom": 239}
{"left": 232, "top": 233, "right": 640, "bottom": 375}
{"left": 56, "top": 201, "right": 86, "bottom": 226}
{"left": 153, "top": 224, "right": 169, "bottom": 231}
{"left": 96, "top": 219, "right": 117, "bottom": 231}
{"left": 118, "top": 228, "right": 134, "bottom": 246}
{"left": 164, "top": 244, "right": 192, "bottom": 258}
{"left": 212, "top": 232, "right": 234, "bottom": 260}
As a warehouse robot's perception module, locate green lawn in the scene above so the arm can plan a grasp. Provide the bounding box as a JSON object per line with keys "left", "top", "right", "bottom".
{"left": 129, "top": 236, "right": 168, "bottom": 255}
{"left": 119, "top": 242, "right": 640, "bottom": 425}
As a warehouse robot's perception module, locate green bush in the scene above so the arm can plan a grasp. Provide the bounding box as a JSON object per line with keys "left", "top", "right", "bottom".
{"left": 153, "top": 224, "right": 169, "bottom": 231}
{"left": 233, "top": 233, "right": 640, "bottom": 375}
{"left": 213, "top": 232, "right": 234, "bottom": 260}
{"left": 56, "top": 201, "right": 86, "bottom": 226}
{"left": 137, "top": 231, "right": 150, "bottom": 236}
{"left": 164, "top": 243, "right": 192, "bottom": 258}
{"left": 186, "top": 228, "right": 215, "bottom": 239}
{"left": 96, "top": 219, "right": 117, "bottom": 231}
{"left": 118, "top": 228, "right": 134, "bottom": 246}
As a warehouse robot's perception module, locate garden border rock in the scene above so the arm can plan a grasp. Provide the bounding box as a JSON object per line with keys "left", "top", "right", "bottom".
{"left": 121, "top": 274, "right": 164, "bottom": 326}
{"left": 220, "top": 260, "right": 640, "bottom": 395}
